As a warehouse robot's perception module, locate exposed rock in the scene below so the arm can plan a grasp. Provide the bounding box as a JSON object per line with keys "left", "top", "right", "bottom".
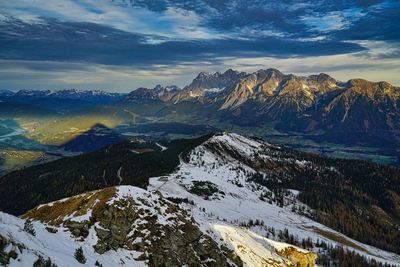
{"left": 0, "top": 235, "right": 26, "bottom": 266}
{"left": 185, "top": 69, "right": 247, "bottom": 91}
{"left": 24, "top": 186, "right": 242, "bottom": 266}
{"left": 277, "top": 247, "right": 317, "bottom": 267}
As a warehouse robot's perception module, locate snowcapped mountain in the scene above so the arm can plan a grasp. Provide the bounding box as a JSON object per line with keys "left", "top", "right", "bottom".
{"left": 1, "top": 133, "right": 399, "bottom": 266}
{"left": 6, "top": 89, "right": 124, "bottom": 102}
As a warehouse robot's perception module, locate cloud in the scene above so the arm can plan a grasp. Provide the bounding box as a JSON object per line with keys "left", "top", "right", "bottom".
{"left": 0, "top": 0, "right": 399, "bottom": 90}
{"left": 0, "top": 60, "right": 205, "bottom": 91}
{"left": 300, "top": 8, "right": 364, "bottom": 33}
{"left": 0, "top": 17, "right": 366, "bottom": 67}
{"left": 0, "top": 0, "right": 217, "bottom": 40}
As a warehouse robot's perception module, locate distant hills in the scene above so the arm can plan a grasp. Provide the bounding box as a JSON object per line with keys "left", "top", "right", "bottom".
{"left": 1, "top": 89, "right": 124, "bottom": 102}
{"left": 0, "top": 89, "right": 126, "bottom": 114}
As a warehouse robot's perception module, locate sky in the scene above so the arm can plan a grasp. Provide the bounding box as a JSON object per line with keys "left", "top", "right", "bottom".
{"left": 0, "top": 0, "right": 399, "bottom": 91}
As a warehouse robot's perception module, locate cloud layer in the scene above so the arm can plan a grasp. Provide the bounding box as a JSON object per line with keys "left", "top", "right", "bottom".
{"left": 0, "top": 0, "right": 399, "bottom": 90}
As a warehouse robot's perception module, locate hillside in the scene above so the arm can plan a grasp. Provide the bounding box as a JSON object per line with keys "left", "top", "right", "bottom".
{"left": 0, "top": 134, "right": 211, "bottom": 215}
{"left": 0, "top": 133, "right": 399, "bottom": 266}
{"left": 1, "top": 185, "right": 318, "bottom": 267}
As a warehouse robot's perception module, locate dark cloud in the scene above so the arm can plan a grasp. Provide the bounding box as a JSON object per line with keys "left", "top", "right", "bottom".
{"left": 111, "top": 0, "right": 399, "bottom": 42}
{"left": 334, "top": 2, "right": 400, "bottom": 41}
{"left": 0, "top": 0, "right": 399, "bottom": 90}
{"left": 113, "top": 0, "right": 311, "bottom": 36}
{"left": 0, "top": 18, "right": 365, "bottom": 67}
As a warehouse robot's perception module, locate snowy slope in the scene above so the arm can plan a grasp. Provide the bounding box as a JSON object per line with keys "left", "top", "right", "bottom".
{"left": 0, "top": 187, "right": 148, "bottom": 267}
{"left": 1, "top": 133, "right": 400, "bottom": 267}
{"left": 148, "top": 133, "right": 400, "bottom": 266}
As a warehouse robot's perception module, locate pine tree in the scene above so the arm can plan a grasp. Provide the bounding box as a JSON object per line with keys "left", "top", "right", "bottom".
{"left": 24, "top": 219, "right": 36, "bottom": 236}
{"left": 74, "top": 247, "right": 87, "bottom": 264}
{"left": 33, "top": 256, "right": 57, "bottom": 267}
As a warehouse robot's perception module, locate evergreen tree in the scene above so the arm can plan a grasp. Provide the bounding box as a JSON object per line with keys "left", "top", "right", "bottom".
{"left": 74, "top": 247, "right": 87, "bottom": 264}
{"left": 33, "top": 256, "right": 57, "bottom": 267}
{"left": 23, "top": 219, "right": 36, "bottom": 236}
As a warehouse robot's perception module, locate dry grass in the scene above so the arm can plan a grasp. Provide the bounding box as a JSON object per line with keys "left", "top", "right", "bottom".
{"left": 22, "top": 187, "right": 117, "bottom": 225}
{"left": 312, "top": 227, "right": 367, "bottom": 252}
{"left": 0, "top": 149, "right": 45, "bottom": 172}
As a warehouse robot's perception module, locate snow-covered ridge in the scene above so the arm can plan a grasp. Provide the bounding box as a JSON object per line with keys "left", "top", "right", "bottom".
{"left": 1, "top": 133, "right": 399, "bottom": 267}
{"left": 0, "top": 186, "right": 228, "bottom": 266}
{"left": 149, "top": 132, "right": 400, "bottom": 266}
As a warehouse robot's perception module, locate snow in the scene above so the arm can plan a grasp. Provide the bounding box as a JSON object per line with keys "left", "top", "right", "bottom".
{"left": 0, "top": 212, "right": 146, "bottom": 267}
{"left": 130, "top": 149, "right": 141, "bottom": 154}
{"left": 203, "top": 87, "right": 225, "bottom": 93}
{"left": 214, "top": 224, "right": 283, "bottom": 266}
{"left": 1, "top": 132, "right": 400, "bottom": 266}
{"left": 155, "top": 142, "right": 167, "bottom": 151}
{"left": 117, "top": 166, "right": 123, "bottom": 184}
{"left": 148, "top": 133, "right": 400, "bottom": 266}
{"left": 0, "top": 185, "right": 187, "bottom": 266}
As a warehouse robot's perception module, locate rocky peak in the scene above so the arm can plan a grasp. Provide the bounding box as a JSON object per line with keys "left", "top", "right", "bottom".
{"left": 125, "top": 87, "right": 159, "bottom": 100}
{"left": 345, "top": 79, "right": 399, "bottom": 99}
{"left": 311, "top": 73, "right": 335, "bottom": 83}
{"left": 185, "top": 70, "right": 247, "bottom": 91}
{"left": 196, "top": 71, "right": 212, "bottom": 79}
{"left": 222, "top": 68, "right": 243, "bottom": 79}
{"left": 153, "top": 84, "right": 164, "bottom": 91}
{"left": 256, "top": 68, "right": 285, "bottom": 80}
{"left": 20, "top": 186, "right": 240, "bottom": 266}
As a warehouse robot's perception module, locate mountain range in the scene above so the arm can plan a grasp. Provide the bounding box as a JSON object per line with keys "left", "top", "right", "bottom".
{"left": 120, "top": 69, "right": 400, "bottom": 150}
{"left": 0, "top": 89, "right": 124, "bottom": 102}
{"left": 1, "top": 132, "right": 399, "bottom": 266}
{"left": 1, "top": 68, "right": 399, "bottom": 167}
{"left": 2, "top": 68, "right": 399, "bottom": 148}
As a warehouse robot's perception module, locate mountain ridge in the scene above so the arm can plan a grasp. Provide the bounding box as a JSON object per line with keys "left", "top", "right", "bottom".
{"left": 121, "top": 68, "right": 400, "bottom": 148}
{"left": 1, "top": 132, "right": 399, "bottom": 266}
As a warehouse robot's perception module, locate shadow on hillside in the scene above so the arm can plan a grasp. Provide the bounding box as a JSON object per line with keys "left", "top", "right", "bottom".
{"left": 60, "top": 123, "right": 125, "bottom": 153}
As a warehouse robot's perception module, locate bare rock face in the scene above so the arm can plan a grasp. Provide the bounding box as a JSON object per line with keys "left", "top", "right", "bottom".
{"left": 185, "top": 69, "right": 247, "bottom": 91}
{"left": 220, "top": 70, "right": 338, "bottom": 112}
{"left": 322, "top": 79, "right": 400, "bottom": 137}
{"left": 24, "top": 186, "right": 241, "bottom": 267}
{"left": 124, "top": 85, "right": 181, "bottom": 102}
{"left": 92, "top": 192, "right": 236, "bottom": 267}
{"left": 0, "top": 235, "right": 26, "bottom": 266}
{"left": 170, "top": 69, "right": 247, "bottom": 103}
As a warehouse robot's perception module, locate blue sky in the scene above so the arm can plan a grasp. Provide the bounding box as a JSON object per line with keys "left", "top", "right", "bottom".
{"left": 0, "top": 0, "right": 399, "bottom": 91}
